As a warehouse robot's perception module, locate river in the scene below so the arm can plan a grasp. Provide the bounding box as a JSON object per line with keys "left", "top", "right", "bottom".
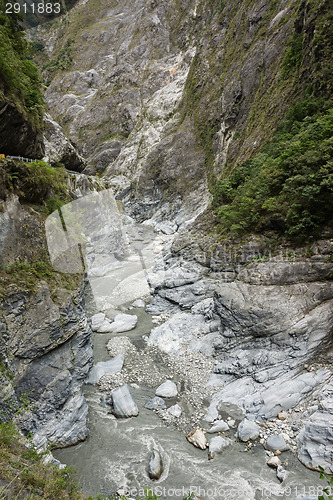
{"left": 54, "top": 218, "right": 324, "bottom": 500}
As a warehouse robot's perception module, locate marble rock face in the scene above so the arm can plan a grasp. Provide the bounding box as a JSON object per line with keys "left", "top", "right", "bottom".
{"left": 297, "top": 398, "right": 333, "bottom": 474}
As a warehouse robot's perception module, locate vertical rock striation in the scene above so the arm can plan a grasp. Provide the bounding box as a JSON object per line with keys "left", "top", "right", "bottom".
{"left": 0, "top": 192, "right": 93, "bottom": 449}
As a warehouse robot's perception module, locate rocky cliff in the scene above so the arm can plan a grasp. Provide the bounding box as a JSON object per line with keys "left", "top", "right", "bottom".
{"left": 145, "top": 229, "right": 333, "bottom": 472}
{"left": 0, "top": 172, "right": 94, "bottom": 450}
{"left": 36, "top": 0, "right": 331, "bottom": 222}
{"left": 1, "top": 0, "right": 331, "bottom": 483}
{"left": 0, "top": 0, "right": 45, "bottom": 158}
{"left": 0, "top": 101, "right": 44, "bottom": 159}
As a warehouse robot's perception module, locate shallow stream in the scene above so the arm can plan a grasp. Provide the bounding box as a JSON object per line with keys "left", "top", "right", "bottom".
{"left": 54, "top": 223, "right": 324, "bottom": 500}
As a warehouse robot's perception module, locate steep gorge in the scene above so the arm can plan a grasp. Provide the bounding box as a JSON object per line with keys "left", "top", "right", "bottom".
{"left": 0, "top": 166, "right": 96, "bottom": 450}
{"left": 35, "top": 0, "right": 332, "bottom": 224}
{"left": 0, "top": 0, "right": 332, "bottom": 498}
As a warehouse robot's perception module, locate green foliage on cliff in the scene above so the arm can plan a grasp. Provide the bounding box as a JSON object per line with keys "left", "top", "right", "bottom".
{"left": 0, "top": 422, "right": 86, "bottom": 499}
{"left": 43, "top": 39, "right": 74, "bottom": 75}
{"left": 0, "top": 0, "right": 44, "bottom": 128}
{"left": 0, "top": 159, "right": 82, "bottom": 294}
{"left": 0, "top": 159, "right": 71, "bottom": 210}
{"left": 0, "top": 260, "right": 83, "bottom": 294}
{"left": 213, "top": 98, "right": 333, "bottom": 241}
{"left": 208, "top": 0, "right": 333, "bottom": 242}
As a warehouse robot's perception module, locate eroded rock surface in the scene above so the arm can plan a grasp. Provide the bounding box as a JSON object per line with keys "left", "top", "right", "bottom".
{"left": 297, "top": 398, "right": 333, "bottom": 474}
{"left": 43, "top": 114, "right": 85, "bottom": 171}
{"left": 0, "top": 192, "right": 93, "bottom": 450}
{"left": 110, "top": 384, "right": 139, "bottom": 418}
{"left": 145, "top": 232, "right": 333, "bottom": 471}
{"left": 0, "top": 283, "right": 93, "bottom": 449}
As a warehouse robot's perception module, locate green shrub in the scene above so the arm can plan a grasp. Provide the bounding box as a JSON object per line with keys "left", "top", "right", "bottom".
{"left": 0, "top": 421, "right": 18, "bottom": 446}
{"left": 0, "top": 159, "right": 70, "bottom": 207}
{"left": 43, "top": 39, "right": 74, "bottom": 73}
{"left": 318, "top": 466, "right": 333, "bottom": 500}
{"left": 282, "top": 33, "right": 304, "bottom": 78}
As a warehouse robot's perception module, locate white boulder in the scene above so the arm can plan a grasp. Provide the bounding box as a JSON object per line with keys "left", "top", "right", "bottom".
{"left": 155, "top": 381, "right": 178, "bottom": 398}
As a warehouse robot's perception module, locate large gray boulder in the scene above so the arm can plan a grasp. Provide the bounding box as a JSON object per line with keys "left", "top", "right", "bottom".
{"left": 208, "top": 436, "right": 230, "bottom": 459}
{"left": 147, "top": 311, "right": 212, "bottom": 355}
{"left": 110, "top": 385, "right": 139, "bottom": 418}
{"left": 237, "top": 419, "right": 260, "bottom": 442}
{"left": 265, "top": 434, "right": 289, "bottom": 452}
{"left": 95, "top": 313, "right": 138, "bottom": 333}
{"left": 91, "top": 312, "right": 106, "bottom": 331}
{"left": 96, "top": 318, "right": 115, "bottom": 333}
{"left": 109, "top": 314, "right": 138, "bottom": 333}
{"left": 297, "top": 398, "right": 333, "bottom": 473}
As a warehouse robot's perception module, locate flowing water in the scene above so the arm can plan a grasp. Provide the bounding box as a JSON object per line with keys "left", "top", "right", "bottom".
{"left": 54, "top": 222, "right": 324, "bottom": 500}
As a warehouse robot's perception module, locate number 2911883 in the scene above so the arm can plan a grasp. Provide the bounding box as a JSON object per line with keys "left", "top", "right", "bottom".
{"left": 5, "top": 2, "right": 61, "bottom": 14}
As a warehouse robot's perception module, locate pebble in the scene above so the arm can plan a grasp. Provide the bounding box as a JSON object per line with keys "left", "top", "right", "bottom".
{"left": 267, "top": 456, "right": 282, "bottom": 469}
{"left": 207, "top": 420, "right": 229, "bottom": 433}
{"left": 155, "top": 380, "right": 178, "bottom": 398}
{"left": 278, "top": 411, "right": 288, "bottom": 421}
{"left": 167, "top": 404, "right": 182, "bottom": 417}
